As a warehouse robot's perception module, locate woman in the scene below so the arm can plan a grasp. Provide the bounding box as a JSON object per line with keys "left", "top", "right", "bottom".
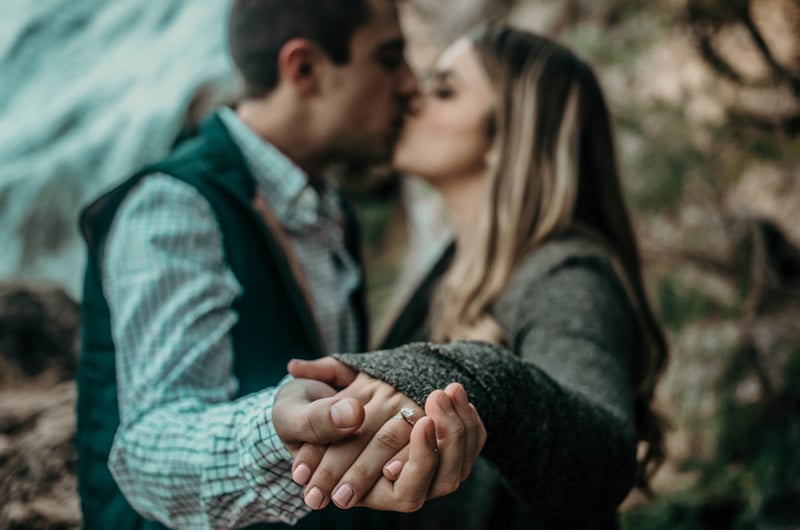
{"left": 291, "top": 25, "right": 668, "bottom": 529}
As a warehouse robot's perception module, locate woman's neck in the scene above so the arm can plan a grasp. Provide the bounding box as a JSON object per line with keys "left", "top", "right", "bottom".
{"left": 433, "top": 173, "right": 486, "bottom": 249}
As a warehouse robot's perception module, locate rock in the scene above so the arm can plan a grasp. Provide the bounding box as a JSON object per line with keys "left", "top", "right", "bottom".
{"left": 0, "top": 284, "right": 79, "bottom": 385}
{"left": 0, "top": 383, "right": 79, "bottom": 529}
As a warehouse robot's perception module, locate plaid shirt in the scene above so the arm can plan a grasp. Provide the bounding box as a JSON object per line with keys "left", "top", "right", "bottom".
{"left": 102, "top": 108, "right": 361, "bottom": 529}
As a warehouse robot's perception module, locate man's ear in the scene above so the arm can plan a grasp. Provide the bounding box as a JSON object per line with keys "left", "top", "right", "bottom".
{"left": 277, "top": 38, "right": 322, "bottom": 97}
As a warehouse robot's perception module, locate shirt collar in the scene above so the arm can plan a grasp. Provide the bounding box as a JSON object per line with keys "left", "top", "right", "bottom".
{"left": 217, "top": 107, "right": 339, "bottom": 229}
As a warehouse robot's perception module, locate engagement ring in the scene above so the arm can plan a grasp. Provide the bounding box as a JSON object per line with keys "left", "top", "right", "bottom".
{"left": 392, "top": 405, "right": 417, "bottom": 426}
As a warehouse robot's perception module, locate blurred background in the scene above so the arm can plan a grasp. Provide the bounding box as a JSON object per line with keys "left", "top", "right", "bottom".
{"left": 1, "top": 0, "right": 798, "bottom": 528}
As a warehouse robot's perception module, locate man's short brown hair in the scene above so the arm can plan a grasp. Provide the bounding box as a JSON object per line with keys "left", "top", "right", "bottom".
{"left": 228, "top": 0, "right": 374, "bottom": 97}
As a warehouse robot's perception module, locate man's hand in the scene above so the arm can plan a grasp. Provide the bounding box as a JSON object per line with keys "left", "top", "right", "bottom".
{"left": 287, "top": 356, "right": 358, "bottom": 387}
{"left": 271, "top": 377, "right": 366, "bottom": 455}
{"left": 287, "top": 357, "right": 487, "bottom": 511}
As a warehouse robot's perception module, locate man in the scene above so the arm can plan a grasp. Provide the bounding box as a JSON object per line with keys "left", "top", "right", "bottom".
{"left": 76, "top": 0, "right": 484, "bottom": 528}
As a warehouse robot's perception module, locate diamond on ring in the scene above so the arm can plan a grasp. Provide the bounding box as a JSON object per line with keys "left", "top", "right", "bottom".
{"left": 399, "top": 406, "right": 416, "bottom": 426}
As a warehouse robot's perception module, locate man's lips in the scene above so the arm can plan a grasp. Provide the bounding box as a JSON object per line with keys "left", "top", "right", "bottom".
{"left": 390, "top": 114, "right": 406, "bottom": 137}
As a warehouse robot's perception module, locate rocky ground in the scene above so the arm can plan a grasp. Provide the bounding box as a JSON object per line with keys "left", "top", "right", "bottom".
{"left": 0, "top": 285, "right": 80, "bottom": 529}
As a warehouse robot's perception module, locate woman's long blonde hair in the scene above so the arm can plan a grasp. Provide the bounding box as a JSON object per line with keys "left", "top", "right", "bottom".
{"left": 428, "top": 26, "right": 669, "bottom": 490}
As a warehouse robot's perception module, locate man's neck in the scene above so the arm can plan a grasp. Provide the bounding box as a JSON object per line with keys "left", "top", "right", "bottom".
{"left": 235, "top": 99, "right": 326, "bottom": 177}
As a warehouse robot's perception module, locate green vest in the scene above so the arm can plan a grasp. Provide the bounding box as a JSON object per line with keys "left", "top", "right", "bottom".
{"left": 76, "top": 114, "right": 370, "bottom": 529}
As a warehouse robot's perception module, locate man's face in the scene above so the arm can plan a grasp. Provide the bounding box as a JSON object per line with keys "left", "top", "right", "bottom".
{"left": 314, "top": 0, "right": 418, "bottom": 165}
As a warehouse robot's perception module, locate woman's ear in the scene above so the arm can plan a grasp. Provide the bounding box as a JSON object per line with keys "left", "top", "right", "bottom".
{"left": 277, "top": 38, "right": 321, "bottom": 97}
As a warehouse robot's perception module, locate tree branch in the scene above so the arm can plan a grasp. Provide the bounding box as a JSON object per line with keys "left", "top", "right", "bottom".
{"left": 728, "top": 110, "right": 800, "bottom": 136}
{"left": 739, "top": 0, "right": 800, "bottom": 97}
{"left": 688, "top": 18, "right": 745, "bottom": 83}
{"left": 738, "top": 223, "right": 776, "bottom": 402}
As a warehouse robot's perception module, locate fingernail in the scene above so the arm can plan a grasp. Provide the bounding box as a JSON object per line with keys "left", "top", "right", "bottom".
{"left": 331, "top": 399, "right": 356, "bottom": 428}
{"left": 332, "top": 483, "right": 355, "bottom": 507}
{"left": 384, "top": 460, "right": 403, "bottom": 479}
{"left": 454, "top": 385, "right": 469, "bottom": 408}
{"left": 439, "top": 392, "right": 454, "bottom": 412}
{"left": 293, "top": 463, "right": 311, "bottom": 485}
{"left": 305, "top": 487, "right": 325, "bottom": 510}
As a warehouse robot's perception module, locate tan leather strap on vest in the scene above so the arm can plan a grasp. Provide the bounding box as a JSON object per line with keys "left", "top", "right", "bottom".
{"left": 252, "top": 194, "right": 318, "bottom": 318}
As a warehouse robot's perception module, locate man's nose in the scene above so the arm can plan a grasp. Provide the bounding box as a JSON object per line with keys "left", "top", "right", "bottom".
{"left": 397, "top": 59, "right": 419, "bottom": 99}
{"left": 406, "top": 91, "right": 423, "bottom": 116}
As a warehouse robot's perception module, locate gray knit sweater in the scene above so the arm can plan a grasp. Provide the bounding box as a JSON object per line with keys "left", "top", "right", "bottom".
{"left": 334, "top": 236, "right": 639, "bottom": 529}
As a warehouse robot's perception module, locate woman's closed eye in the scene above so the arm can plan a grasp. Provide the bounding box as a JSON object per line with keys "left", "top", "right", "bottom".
{"left": 421, "top": 69, "right": 457, "bottom": 100}
{"left": 432, "top": 85, "right": 455, "bottom": 99}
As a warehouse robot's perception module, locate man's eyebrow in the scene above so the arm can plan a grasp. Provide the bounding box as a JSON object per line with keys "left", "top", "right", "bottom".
{"left": 376, "top": 37, "right": 406, "bottom": 53}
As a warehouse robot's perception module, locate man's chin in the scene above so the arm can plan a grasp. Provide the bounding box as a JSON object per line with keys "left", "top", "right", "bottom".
{"left": 347, "top": 141, "right": 394, "bottom": 167}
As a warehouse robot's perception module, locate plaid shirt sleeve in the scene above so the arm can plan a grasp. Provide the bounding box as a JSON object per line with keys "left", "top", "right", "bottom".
{"left": 102, "top": 174, "right": 311, "bottom": 529}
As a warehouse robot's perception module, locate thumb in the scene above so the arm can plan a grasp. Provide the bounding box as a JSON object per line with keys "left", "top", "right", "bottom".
{"left": 274, "top": 382, "right": 365, "bottom": 445}
{"left": 297, "top": 396, "right": 365, "bottom": 443}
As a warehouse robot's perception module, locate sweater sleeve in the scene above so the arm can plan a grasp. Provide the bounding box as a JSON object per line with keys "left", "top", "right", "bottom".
{"left": 333, "top": 255, "right": 638, "bottom": 519}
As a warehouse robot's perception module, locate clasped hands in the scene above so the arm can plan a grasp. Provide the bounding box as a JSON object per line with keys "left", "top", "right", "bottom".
{"left": 272, "top": 357, "right": 486, "bottom": 512}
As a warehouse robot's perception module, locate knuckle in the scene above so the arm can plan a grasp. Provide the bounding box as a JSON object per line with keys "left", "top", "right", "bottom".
{"left": 444, "top": 479, "right": 460, "bottom": 494}
{"left": 460, "top": 415, "right": 476, "bottom": 431}
{"left": 292, "top": 410, "right": 311, "bottom": 435}
{"left": 374, "top": 426, "right": 407, "bottom": 451}
{"left": 353, "top": 424, "right": 369, "bottom": 437}
{"left": 430, "top": 479, "right": 460, "bottom": 498}
{"left": 447, "top": 422, "right": 466, "bottom": 440}
{"left": 297, "top": 443, "right": 325, "bottom": 464}
{"left": 311, "top": 465, "right": 339, "bottom": 488}
{"left": 347, "top": 461, "right": 373, "bottom": 482}
{"left": 304, "top": 412, "right": 325, "bottom": 441}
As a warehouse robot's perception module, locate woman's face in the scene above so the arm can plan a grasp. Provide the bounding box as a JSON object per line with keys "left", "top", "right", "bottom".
{"left": 393, "top": 38, "right": 495, "bottom": 183}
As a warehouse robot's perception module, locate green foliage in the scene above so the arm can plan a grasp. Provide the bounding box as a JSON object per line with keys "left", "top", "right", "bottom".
{"left": 351, "top": 187, "right": 408, "bottom": 336}
{"left": 747, "top": 138, "right": 784, "bottom": 162}
{"left": 623, "top": 491, "right": 745, "bottom": 530}
{"left": 714, "top": 350, "right": 800, "bottom": 523}
{"left": 614, "top": 102, "right": 713, "bottom": 213}
{"left": 656, "top": 274, "right": 727, "bottom": 331}
{"left": 354, "top": 188, "right": 402, "bottom": 250}
{"left": 563, "top": 9, "right": 669, "bottom": 68}
{"left": 624, "top": 349, "right": 800, "bottom": 530}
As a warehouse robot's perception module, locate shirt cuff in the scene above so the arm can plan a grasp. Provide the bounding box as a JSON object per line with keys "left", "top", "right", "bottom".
{"left": 258, "top": 374, "right": 296, "bottom": 463}
{"left": 248, "top": 375, "right": 311, "bottom": 524}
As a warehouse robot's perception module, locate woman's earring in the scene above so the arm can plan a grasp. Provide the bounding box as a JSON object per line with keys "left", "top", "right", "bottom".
{"left": 484, "top": 146, "right": 500, "bottom": 171}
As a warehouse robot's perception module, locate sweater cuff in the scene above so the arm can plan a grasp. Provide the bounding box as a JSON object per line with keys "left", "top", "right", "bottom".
{"left": 333, "top": 342, "right": 497, "bottom": 420}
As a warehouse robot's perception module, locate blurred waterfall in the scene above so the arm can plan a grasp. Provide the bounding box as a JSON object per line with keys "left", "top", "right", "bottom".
{"left": 0, "top": 0, "right": 237, "bottom": 298}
